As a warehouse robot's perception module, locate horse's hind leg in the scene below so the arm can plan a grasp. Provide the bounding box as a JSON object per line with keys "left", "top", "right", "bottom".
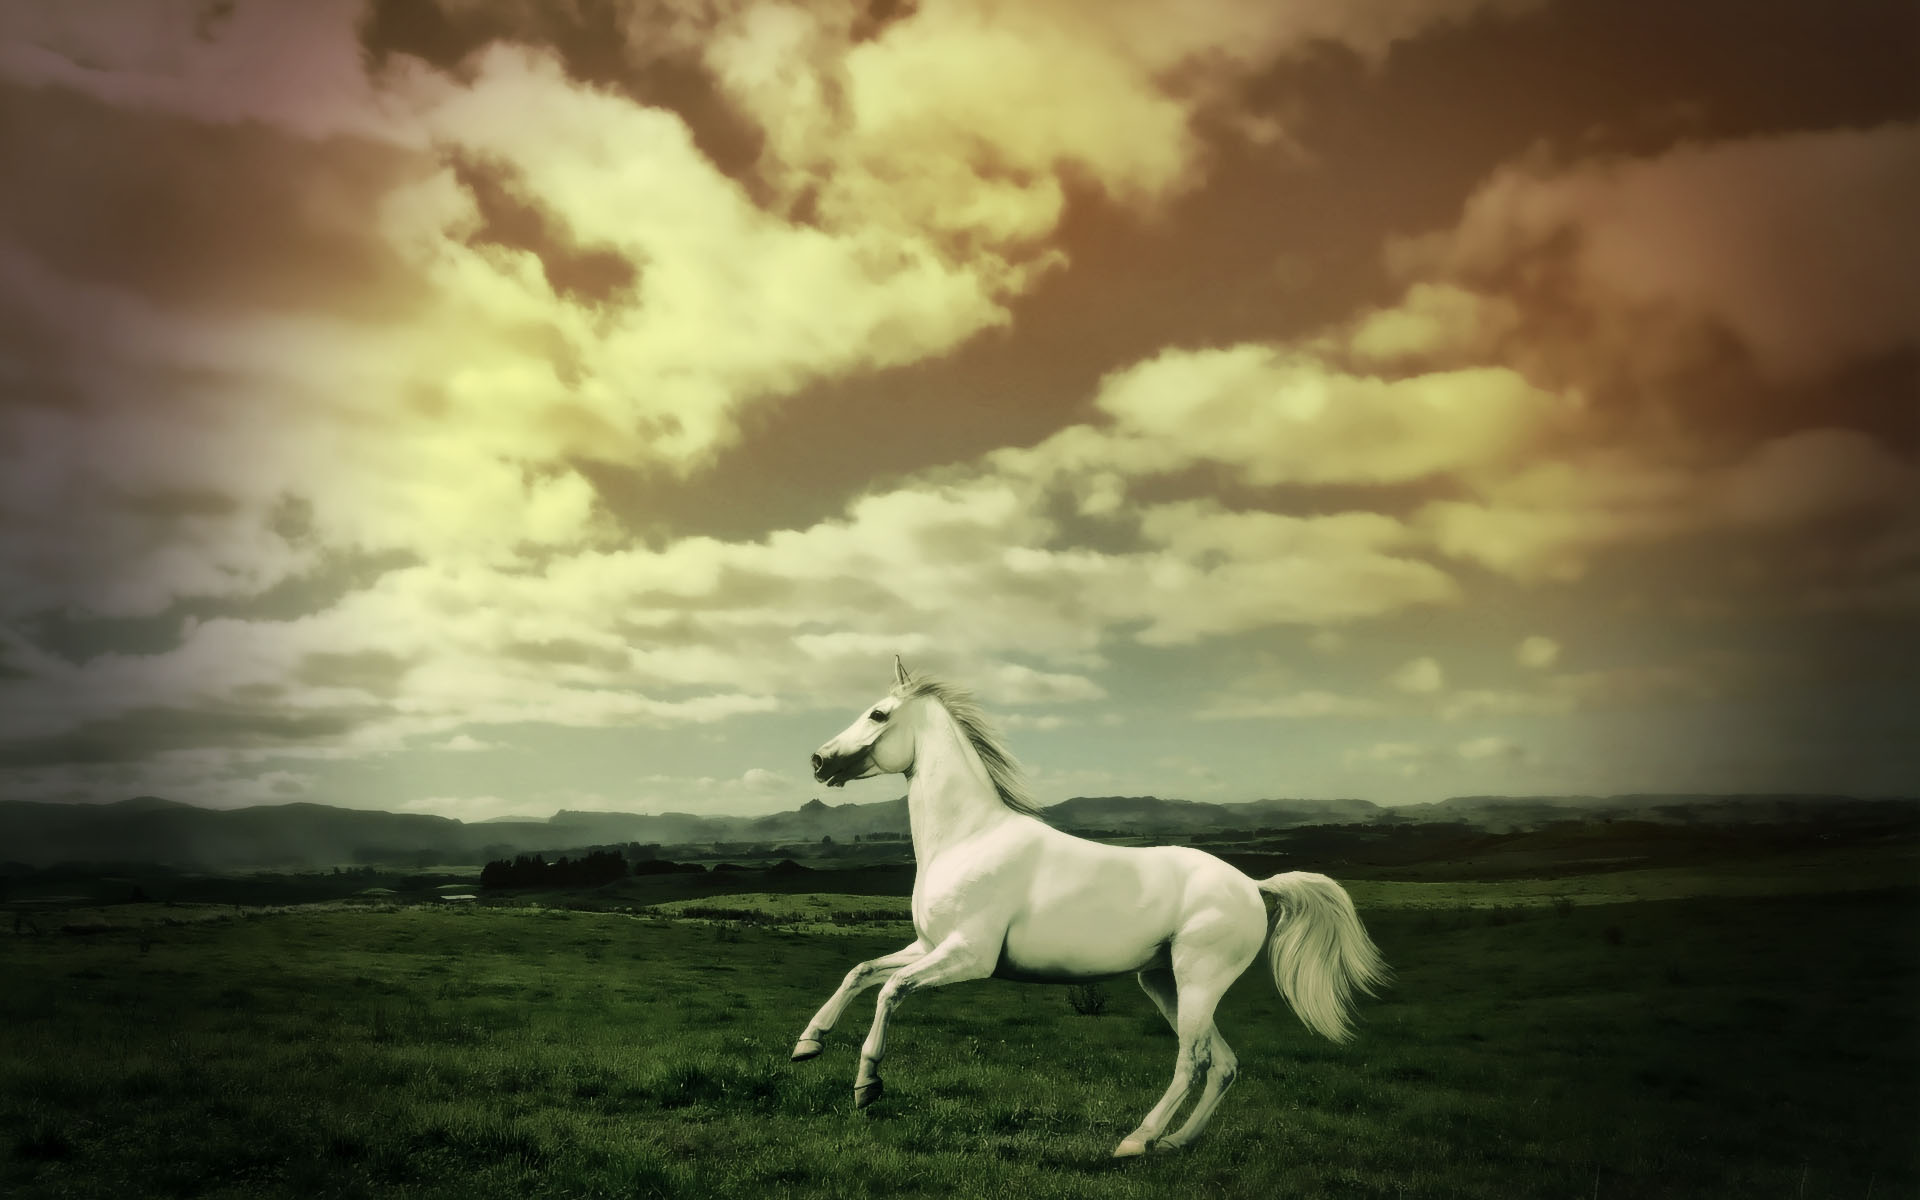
{"left": 1155, "top": 1025, "right": 1238, "bottom": 1151}
{"left": 1136, "top": 967, "right": 1177, "bottom": 1032}
{"left": 1116, "top": 896, "right": 1263, "bottom": 1157}
{"left": 1114, "top": 978, "right": 1223, "bottom": 1157}
{"left": 792, "top": 941, "right": 927, "bottom": 1060}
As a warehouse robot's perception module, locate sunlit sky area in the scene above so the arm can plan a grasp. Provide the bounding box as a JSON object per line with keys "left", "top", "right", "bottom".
{"left": 1, "top": 0, "right": 1915, "bottom": 819}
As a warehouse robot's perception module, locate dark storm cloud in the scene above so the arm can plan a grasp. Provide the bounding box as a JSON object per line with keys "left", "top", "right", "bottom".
{"left": 21, "top": 609, "right": 191, "bottom": 666}
{"left": 0, "top": 705, "right": 367, "bottom": 768}
{"left": 17, "top": 548, "right": 418, "bottom": 668}
{"left": 295, "top": 648, "right": 415, "bottom": 698}
{"left": 0, "top": 81, "right": 426, "bottom": 319}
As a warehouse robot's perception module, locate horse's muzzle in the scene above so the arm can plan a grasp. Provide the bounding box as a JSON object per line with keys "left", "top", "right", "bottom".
{"left": 811, "top": 748, "right": 867, "bottom": 787}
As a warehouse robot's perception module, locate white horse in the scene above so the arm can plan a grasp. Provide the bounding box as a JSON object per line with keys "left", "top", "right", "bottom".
{"left": 792, "top": 658, "right": 1389, "bottom": 1156}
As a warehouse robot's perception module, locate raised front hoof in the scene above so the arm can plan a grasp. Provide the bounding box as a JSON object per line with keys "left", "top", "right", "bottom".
{"left": 790, "top": 1038, "right": 824, "bottom": 1062}
{"left": 1112, "top": 1137, "right": 1150, "bottom": 1158}
{"left": 853, "top": 1079, "right": 884, "bottom": 1109}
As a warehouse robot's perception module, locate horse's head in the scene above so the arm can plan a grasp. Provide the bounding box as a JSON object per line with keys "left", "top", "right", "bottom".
{"left": 811, "top": 656, "right": 919, "bottom": 787}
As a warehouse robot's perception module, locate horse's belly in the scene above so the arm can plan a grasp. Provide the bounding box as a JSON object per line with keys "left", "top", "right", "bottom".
{"left": 995, "top": 911, "right": 1168, "bottom": 982}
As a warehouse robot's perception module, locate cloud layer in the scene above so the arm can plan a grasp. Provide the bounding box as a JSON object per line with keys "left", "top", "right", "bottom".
{"left": 0, "top": 2, "right": 1912, "bottom": 811}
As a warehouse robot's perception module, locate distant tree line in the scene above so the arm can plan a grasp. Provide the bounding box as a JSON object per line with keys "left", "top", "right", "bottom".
{"left": 480, "top": 850, "right": 628, "bottom": 889}
{"left": 630, "top": 858, "right": 705, "bottom": 876}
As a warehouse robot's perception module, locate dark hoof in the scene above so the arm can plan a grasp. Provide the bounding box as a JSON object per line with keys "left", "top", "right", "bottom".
{"left": 790, "top": 1038, "right": 824, "bottom": 1062}
{"left": 853, "top": 1079, "right": 883, "bottom": 1108}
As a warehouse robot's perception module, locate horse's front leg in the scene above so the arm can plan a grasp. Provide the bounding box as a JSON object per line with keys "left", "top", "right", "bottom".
{"left": 853, "top": 935, "right": 992, "bottom": 1107}
{"left": 792, "top": 941, "right": 928, "bottom": 1061}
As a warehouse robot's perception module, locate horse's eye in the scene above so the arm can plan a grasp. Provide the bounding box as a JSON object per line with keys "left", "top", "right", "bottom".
{"left": 869, "top": 709, "right": 888, "bottom": 722}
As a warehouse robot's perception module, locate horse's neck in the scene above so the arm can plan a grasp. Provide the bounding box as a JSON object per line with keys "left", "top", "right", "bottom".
{"left": 906, "top": 704, "right": 1013, "bottom": 862}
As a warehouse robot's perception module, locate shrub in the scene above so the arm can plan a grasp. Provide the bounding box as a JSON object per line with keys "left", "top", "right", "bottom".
{"left": 1066, "top": 983, "right": 1109, "bottom": 1016}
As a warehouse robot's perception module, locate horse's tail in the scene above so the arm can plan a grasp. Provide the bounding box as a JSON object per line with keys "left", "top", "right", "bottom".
{"left": 1256, "top": 871, "right": 1389, "bottom": 1043}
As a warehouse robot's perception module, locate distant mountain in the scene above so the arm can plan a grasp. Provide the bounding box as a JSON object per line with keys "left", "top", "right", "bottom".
{"left": 748, "top": 796, "right": 913, "bottom": 842}
{"left": 0, "top": 797, "right": 472, "bottom": 870}
{"left": 0, "top": 793, "right": 921, "bottom": 870}
{"left": 527, "top": 796, "right": 914, "bottom": 847}
{"left": 1044, "top": 795, "right": 1386, "bottom": 832}
{"left": 1393, "top": 793, "right": 1889, "bottom": 833}
{"left": 0, "top": 791, "right": 1909, "bottom": 871}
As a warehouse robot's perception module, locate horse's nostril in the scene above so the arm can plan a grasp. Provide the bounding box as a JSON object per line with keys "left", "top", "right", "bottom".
{"left": 810, "top": 753, "right": 824, "bottom": 773}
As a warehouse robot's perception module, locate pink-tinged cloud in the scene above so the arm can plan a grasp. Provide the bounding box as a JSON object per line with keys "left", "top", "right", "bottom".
{"left": 1410, "top": 122, "right": 1920, "bottom": 383}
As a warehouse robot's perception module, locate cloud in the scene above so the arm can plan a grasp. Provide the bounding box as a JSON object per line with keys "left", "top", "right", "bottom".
{"left": 1408, "top": 122, "right": 1920, "bottom": 384}
{"left": 1457, "top": 734, "right": 1522, "bottom": 761}
{"left": 683, "top": 0, "right": 1544, "bottom": 245}
{"left": 1126, "top": 502, "right": 1460, "bottom": 643}
{"left": 400, "top": 794, "right": 527, "bottom": 822}
{"left": 8, "top": 2, "right": 1903, "bottom": 808}
{"left": 1345, "top": 740, "right": 1440, "bottom": 778}
{"left": 1198, "top": 690, "right": 1384, "bottom": 720}
{"left": 1037, "top": 345, "right": 1562, "bottom": 488}
{"left": 0, "top": 749, "right": 333, "bottom": 810}
{"left": 1346, "top": 282, "right": 1522, "bottom": 367}
{"left": 1712, "top": 428, "right": 1920, "bottom": 530}
{"left": 0, "top": 705, "right": 368, "bottom": 768}
{"left": 977, "top": 663, "right": 1108, "bottom": 705}
{"left": 1418, "top": 428, "right": 1919, "bottom": 584}
{"left": 1389, "top": 656, "right": 1444, "bottom": 695}
{"left": 999, "top": 712, "right": 1069, "bottom": 732}
{"left": 400, "top": 771, "right": 817, "bottom": 821}
{"left": 721, "top": 1, "right": 1191, "bottom": 237}
{"left": 0, "top": 0, "right": 412, "bottom": 143}
{"left": 1516, "top": 636, "right": 1561, "bottom": 670}
{"left": 1439, "top": 688, "right": 1571, "bottom": 721}
{"left": 0, "top": 439, "right": 1467, "bottom": 768}
{"left": 0, "top": 30, "right": 1042, "bottom": 635}
{"left": 739, "top": 767, "right": 791, "bottom": 792}
{"left": 13, "top": 4, "right": 1242, "bottom": 624}
{"left": 1331, "top": 124, "right": 1920, "bottom": 602}
{"left": 1548, "top": 663, "right": 1721, "bottom": 708}
{"left": 1437, "top": 656, "right": 1745, "bottom": 722}
{"left": 397, "top": 43, "right": 1016, "bottom": 466}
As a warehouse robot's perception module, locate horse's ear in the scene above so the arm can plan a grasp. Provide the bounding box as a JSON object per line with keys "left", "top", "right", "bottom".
{"left": 893, "top": 655, "right": 911, "bottom": 687}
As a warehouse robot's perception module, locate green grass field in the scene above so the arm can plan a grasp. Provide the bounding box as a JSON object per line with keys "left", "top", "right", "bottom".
{"left": 3, "top": 864, "right": 1916, "bottom": 1198}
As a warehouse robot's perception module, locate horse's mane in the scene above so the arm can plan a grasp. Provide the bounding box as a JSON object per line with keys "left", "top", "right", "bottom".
{"left": 892, "top": 673, "right": 1044, "bottom": 818}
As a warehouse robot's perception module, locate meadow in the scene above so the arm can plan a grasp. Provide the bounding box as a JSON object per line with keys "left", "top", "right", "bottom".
{"left": 2, "top": 855, "right": 1915, "bottom": 1199}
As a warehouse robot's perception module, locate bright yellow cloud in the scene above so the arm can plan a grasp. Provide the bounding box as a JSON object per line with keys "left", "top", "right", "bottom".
{"left": 997, "top": 344, "right": 1563, "bottom": 492}
{"left": 1389, "top": 656, "right": 1445, "bottom": 695}
{"left": 1517, "top": 635, "right": 1561, "bottom": 670}
{"left": 1346, "top": 282, "right": 1522, "bottom": 366}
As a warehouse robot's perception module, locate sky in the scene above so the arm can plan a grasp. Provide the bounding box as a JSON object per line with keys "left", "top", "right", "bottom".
{"left": 0, "top": 0, "right": 1915, "bottom": 821}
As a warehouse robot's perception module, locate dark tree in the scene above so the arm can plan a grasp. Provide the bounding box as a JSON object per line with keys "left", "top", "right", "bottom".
{"left": 478, "top": 849, "right": 628, "bottom": 889}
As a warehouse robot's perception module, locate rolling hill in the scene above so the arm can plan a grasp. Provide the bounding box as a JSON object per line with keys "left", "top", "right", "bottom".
{"left": 0, "top": 791, "right": 1911, "bottom": 871}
